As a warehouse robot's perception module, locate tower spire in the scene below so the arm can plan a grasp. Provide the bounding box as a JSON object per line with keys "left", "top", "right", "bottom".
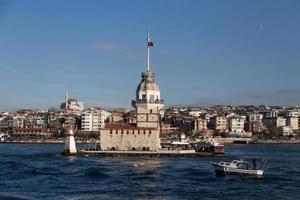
{"left": 147, "top": 29, "right": 153, "bottom": 71}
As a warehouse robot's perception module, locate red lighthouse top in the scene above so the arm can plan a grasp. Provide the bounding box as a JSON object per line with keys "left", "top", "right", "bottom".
{"left": 66, "top": 129, "right": 75, "bottom": 136}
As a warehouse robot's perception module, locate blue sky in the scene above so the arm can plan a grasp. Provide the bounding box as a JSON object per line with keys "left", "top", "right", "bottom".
{"left": 0, "top": 0, "right": 300, "bottom": 111}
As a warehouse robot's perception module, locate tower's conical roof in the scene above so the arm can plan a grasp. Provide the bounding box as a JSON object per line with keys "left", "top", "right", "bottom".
{"left": 136, "top": 70, "right": 160, "bottom": 92}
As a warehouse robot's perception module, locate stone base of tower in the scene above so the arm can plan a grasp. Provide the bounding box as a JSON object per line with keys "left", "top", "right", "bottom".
{"left": 100, "top": 123, "right": 161, "bottom": 151}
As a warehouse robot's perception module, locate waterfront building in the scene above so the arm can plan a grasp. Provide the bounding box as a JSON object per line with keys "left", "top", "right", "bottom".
{"left": 100, "top": 32, "right": 163, "bottom": 151}
{"left": 24, "top": 114, "right": 48, "bottom": 128}
{"left": 279, "top": 110, "right": 300, "bottom": 117}
{"left": 263, "top": 110, "right": 279, "bottom": 118}
{"left": 210, "top": 116, "right": 228, "bottom": 131}
{"left": 12, "top": 116, "right": 26, "bottom": 128}
{"left": 262, "top": 117, "right": 286, "bottom": 128}
{"left": 248, "top": 113, "right": 263, "bottom": 123}
{"left": 81, "top": 109, "right": 111, "bottom": 131}
{"left": 286, "top": 117, "right": 299, "bottom": 130}
{"left": 0, "top": 118, "right": 13, "bottom": 129}
{"left": 229, "top": 116, "right": 245, "bottom": 133}
{"left": 108, "top": 111, "right": 124, "bottom": 123}
{"left": 160, "top": 123, "right": 178, "bottom": 134}
{"left": 11, "top": 111, "right": 48, "bottom": 129}
{"left": 194, "top": 117, "right": 208, "bottom": 131}
{"left": 244, "top": 121, "right": 266, "bottom": 133}
{"left": 279, "top": 126, "right": 294, "bottom": 136}
{"left": 11, "top": 128, "right": 52, "bottom": 139}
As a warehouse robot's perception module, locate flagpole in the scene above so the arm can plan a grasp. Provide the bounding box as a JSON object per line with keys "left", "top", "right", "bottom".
{"left": 147, "top": 31, "right": 150, "bottom": 71}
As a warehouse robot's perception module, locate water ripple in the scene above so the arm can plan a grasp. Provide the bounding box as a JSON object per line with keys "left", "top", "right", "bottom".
{"left": 0, "top": 144, "right": 300, "bottom": 199}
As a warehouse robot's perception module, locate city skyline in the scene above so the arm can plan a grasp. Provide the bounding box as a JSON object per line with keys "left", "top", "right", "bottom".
{"left": 1, "top": 0, "right": 300, "bottom": 111}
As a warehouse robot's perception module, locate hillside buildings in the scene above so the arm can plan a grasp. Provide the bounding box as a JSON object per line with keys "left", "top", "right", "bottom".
{"left": 286, "top": 117, "right": 299, "bottom": 130}
{"left": 262, "top": 117, "right": 286, "bottom": 128}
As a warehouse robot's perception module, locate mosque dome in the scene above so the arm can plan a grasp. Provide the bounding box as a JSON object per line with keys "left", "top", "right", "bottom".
{"left": 68, "top": 98, "right": 78, "bottom": 103}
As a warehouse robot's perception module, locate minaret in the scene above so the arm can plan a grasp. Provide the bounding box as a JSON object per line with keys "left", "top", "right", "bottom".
{"left": 132, "top": 31, "right": 164, "bottom": 128}
{"left": 64, "top": 129, "right": 77, "bottom": 154}
{"left": 65, "top": 90, "right": 69, "bottom": 109}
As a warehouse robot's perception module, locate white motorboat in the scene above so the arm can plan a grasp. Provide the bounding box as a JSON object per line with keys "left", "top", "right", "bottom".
{"left": 210, "top": 159, "right": 266, "bottom": 176}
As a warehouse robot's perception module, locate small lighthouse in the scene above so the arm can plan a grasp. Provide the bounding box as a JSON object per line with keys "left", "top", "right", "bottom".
{"left": 64, "top": 129, "right": 77, "bottom": 155}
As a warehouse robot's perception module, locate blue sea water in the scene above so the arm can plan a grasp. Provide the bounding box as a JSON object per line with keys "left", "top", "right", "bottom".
{"left": 0, "top": 144, "right": 300, "bottom": 200}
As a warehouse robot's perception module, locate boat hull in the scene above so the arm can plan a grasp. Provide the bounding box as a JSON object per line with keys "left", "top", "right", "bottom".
{"left": 211, "top": 162, "right": 264, "bottom": 176}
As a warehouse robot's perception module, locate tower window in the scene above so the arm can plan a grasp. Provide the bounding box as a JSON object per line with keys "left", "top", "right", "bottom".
{"left": 150, "top": 95, "right": 154, "bottom": 102}
{"left": 150, "top": 109, "right": 152, "bottom": 113}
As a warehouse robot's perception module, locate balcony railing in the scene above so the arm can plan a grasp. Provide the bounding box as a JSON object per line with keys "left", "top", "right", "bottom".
{"left": 134, "top": 99, "right": 164, "bottom": 104}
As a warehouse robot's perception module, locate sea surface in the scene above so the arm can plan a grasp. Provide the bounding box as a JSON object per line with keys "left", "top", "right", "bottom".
{"left": 0, "top": 144, "right": 300, "bottom": 200}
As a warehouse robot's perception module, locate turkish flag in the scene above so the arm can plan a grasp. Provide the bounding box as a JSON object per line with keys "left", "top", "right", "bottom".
{"left": 148, "top": 41, "right": 153, "bottom": 47}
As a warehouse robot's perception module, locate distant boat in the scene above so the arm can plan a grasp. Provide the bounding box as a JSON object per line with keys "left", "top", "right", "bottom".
{"left": 210, "top": 159, "right": 266, "bottom": 176}
{"left": 196, "top": 139, "right": 224, "bottom": 154}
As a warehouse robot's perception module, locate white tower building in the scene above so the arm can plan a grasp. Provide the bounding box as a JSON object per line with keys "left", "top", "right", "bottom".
{"left": 64, "top": 129, "right": 77, "bottom": 154}
{"left": 100, "top": 31, "right": 163, "bottom": 151}
{"left": 132, "top": 32, "right": 164, "bottom": 128}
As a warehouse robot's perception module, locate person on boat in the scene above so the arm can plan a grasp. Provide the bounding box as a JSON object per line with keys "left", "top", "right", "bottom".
{"left": 252, "top": 159, "right": 257, "bottom": 170}
{"left": 237, "top": 159, "right": 247, "bottom": 169}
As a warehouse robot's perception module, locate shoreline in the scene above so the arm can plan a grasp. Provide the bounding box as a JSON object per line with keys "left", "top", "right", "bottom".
{"left": 0, "top": 141, "right": 98, "bottom": 144}
{"left": 1, "top": 140, "right": 300, "bottom": 144}
{"left": 250, "top": 140, "right": 300, "bottom": 144}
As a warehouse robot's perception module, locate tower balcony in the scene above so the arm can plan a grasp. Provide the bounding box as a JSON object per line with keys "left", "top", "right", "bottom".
{"left": 135, "top": 99, "right": 164, "bottom": 104}
{"left": 132, "top": 99, "right": 164, "bottom": 108}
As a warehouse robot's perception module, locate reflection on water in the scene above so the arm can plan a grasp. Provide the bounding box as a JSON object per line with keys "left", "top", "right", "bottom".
{"left": 129, "top": 158, "right": 162, "bottom": 170}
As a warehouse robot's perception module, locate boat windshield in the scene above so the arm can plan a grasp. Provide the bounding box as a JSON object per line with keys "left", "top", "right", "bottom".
{"left": 237, "top": 162, "right": 249, "bottom": 169}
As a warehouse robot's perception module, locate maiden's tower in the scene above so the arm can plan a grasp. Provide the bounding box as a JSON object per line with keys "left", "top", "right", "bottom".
{"left": 100, "top": 32, "right": 164, "bottom": 151}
